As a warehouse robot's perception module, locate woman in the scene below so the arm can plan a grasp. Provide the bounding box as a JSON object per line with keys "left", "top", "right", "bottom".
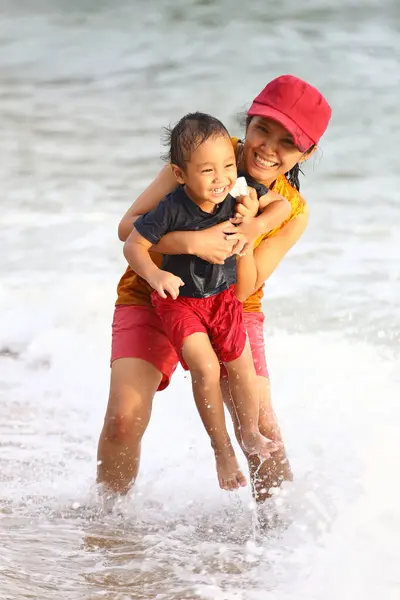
{"left": 97, "top": 74, "right": 331, "bottom": 500}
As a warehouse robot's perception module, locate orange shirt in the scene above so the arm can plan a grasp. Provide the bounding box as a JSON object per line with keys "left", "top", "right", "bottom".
{"left": 115, "top": 138, "right": 306, "bottom": 310}
{"left": 116, "top": 251, "right": 162, "bottom": 307}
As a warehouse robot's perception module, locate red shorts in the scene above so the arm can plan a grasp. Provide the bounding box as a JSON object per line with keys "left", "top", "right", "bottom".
{"left": 111, "top": 304, "right": 179, "bottom": 391}
{"left": 220, "top": 312, "right": 269, "bottom": 379}
{"left": 151, "top": 286, "right": 247, "bottom": 368}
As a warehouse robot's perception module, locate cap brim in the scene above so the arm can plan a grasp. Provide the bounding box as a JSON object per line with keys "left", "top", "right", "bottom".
{"left": 248, "top": 101, "right": 313, "bottom": 152}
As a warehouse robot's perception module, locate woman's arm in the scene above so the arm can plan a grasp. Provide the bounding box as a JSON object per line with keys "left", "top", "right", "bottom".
{"left": 253, "top": 206, "right": 309, "bottom": 289}
{"left": 118, "top": 165, "right": 177, "bottom": 241}
{"left": 154, "top": 221, "right": 247, "bottom": 264}
{"left": 117, "top": 166, "right": 247, "bottom": 259}
{"left": 235, "top": 247, "right": 257, "bottom": 302}
{"left": 118, "top": 168, "right": 289, "bottom": 263}
{"left": 235, "top": 205, "right": 309, "bottom": 302}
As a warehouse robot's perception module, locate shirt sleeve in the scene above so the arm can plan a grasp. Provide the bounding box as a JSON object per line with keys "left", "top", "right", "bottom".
{"left": 134, "top": 195, "right": 176, "bottom": 244}
{"left": 237, "top": 171, "right": 269, "bottom": 199}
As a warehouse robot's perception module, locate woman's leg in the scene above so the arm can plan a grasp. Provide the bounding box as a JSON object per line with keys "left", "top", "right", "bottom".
{"left": 97, "top": 357, "right": 161, "bottom": 494}
{"left": 221, "top": 375, "right": 292, "bottom": 501}
{"left": 223, "top": 340, "right": 280, "bottom": 458}
{"left": 182, "top": 332, "right": 247, "bottom": 491}
{"left": 221, "top": 311, "right": 292, "bottom": 501}
{"left": 247, "top": 376, "right": 292, "bottom": 501}
{"left": 97, "top": 305, "right": 178, "bottom": 494}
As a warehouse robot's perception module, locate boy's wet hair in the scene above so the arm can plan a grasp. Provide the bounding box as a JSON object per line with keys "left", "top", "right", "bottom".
{"left": 244, "top": 115, "right": 315, "bottom": 192}
{"left": 162, "top": 112, "right": 230, "bottom": 170}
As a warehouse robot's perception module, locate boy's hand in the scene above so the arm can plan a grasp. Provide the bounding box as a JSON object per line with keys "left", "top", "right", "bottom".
{"left": 234, "top": 187, "right": 259, "bottom": 218}
{"left": 149, "top": 271, "right": 184, "bottom": 299}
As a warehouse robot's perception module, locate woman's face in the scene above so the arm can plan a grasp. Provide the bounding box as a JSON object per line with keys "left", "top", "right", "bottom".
{"left": 243, "top": 117, "right": 307, "bottom": 186}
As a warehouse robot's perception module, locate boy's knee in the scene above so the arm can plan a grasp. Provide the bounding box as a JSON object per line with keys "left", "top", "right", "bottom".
{"left": 190, "top": 362, "right": 221, "bottom": 387}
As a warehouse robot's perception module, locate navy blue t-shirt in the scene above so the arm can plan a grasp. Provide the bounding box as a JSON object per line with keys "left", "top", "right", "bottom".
{"left": 237, "top": 170, "right": 270, "bottom": 198}
{"left": 135, "top": 180, "right": 268, "bottom": 298}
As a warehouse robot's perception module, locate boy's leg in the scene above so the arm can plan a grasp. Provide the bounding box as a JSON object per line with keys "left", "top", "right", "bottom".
{"left": 181, "top": 332, "right": 247, "bottom": 491}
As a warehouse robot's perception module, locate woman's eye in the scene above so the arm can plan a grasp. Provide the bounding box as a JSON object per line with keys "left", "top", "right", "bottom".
{"left": 282, "top": 139, "right": 296, "bottom": 148}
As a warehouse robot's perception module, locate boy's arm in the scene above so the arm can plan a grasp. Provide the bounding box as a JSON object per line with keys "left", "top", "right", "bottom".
{"left": 123, "top": 229, "right": 161, "bottom": 285}
{"left": 256, "top": 190, "right": 291, "bottom": 232}
{"left": 123, "top": 230, "right": 183, "bottom": 299}
{"left": 233, "top": 189, "right": 291, "bottom": 244}
{"left": 237, "top": 188, "right": 292, "bottom": 239}
{"left": 124, "top": 200, "right": 184, "bottom": 299}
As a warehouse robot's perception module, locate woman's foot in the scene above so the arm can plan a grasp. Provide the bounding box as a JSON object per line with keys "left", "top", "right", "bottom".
{"left": 242, "top": 430, "right": 281, "bottom": 459}
{"left": 249, "top": 448, "right": 293, "bottom": 503}
{"left": 213, "top": 443, "right": 247, "bottom": 491}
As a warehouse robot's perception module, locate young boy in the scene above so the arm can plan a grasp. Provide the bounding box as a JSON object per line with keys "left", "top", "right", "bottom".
{"left": 124, "top": 113, "right": 284, "bottom": 490}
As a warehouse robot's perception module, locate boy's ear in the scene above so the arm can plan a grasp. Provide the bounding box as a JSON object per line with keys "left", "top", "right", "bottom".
{"left": 171, "top": 164, "right": 186, "bottom": 184}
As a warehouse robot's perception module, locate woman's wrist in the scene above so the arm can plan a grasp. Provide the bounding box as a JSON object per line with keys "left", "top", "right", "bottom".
{"left": 153, "top": 230, "right": 197, "bottom": 255}
{"left": 238, "top": 243, "right": 255, "bottom": 260}
{"left": 184, "top": 230, "right": 200, "bottom": 255}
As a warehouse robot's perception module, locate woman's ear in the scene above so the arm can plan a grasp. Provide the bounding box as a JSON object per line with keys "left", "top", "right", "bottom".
{"left": 299, "top": 145, "right": 317, "bottom": 163}
{"left": 171, "top": 164, "right": 186, "bottom": 184}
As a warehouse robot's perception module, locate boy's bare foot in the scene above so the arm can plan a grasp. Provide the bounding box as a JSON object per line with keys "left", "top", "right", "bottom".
{"left": 213, "top": 444, "right": 247, "bottom": 491}
{"left": 242, "top": 431, "right": 281, "bottom": 460}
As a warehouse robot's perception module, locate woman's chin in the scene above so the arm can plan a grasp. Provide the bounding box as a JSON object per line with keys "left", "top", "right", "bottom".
{"left": 247, "top": 162, "right": 278, "bottom": 185}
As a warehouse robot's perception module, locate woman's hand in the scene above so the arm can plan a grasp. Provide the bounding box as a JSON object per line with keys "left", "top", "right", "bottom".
{"left": 230, "top": 215, "right": 262, "bottom": 249}
{"left": 190, "top": 221, "right": 249, "bottom": 264}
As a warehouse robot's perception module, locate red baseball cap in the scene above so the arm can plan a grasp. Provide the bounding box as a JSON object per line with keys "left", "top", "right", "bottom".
{"left": 248, "top": 75, "right": 331, "bottom": 152}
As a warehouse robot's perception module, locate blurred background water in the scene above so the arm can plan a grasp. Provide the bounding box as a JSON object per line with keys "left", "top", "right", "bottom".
{"left": 1, "top": 1, "right": 399, "bottom": 599}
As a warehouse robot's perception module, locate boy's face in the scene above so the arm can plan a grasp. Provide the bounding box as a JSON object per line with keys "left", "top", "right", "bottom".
{"left": 172, "top": 134, "right": 237, "bottom": 210}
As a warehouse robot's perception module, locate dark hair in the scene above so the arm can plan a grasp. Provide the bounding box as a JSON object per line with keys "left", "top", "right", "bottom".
{"left": 162, "top": 112, "right": 230, "bottom": 170}
{"left": 244, "top": 115, "right": 315, "bottom": 191}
